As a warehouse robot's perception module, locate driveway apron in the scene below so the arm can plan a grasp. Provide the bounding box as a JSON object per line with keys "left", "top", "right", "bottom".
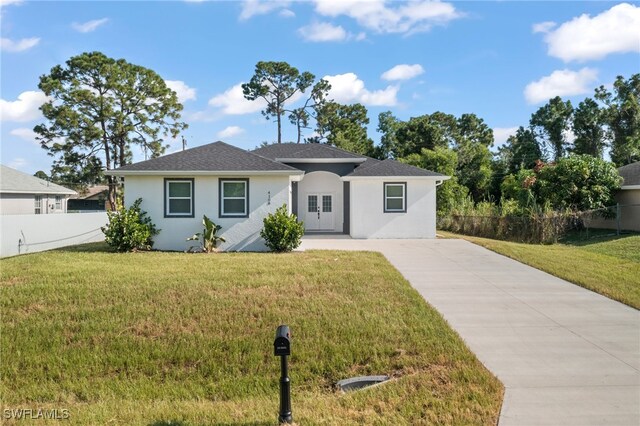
{"left": 300, "top": 237, "right": 640, "bottom": 426}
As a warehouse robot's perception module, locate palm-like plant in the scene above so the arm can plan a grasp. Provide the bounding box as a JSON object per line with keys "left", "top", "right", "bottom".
{"left": 187, "top": 215, "right": 226, "bottom": 252}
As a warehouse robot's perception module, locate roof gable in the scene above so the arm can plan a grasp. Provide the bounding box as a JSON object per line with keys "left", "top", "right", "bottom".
{"left": 111, "top": 141, "right": 301, "bottom": 174}
{"left": 252, "top": 143, "right": 366, "bottom": 160}
{"left": 346, "top": 159, "right": 446, "bottom": 178}
{"left": 0, "top": 165, "right": 76, "bottom": 195}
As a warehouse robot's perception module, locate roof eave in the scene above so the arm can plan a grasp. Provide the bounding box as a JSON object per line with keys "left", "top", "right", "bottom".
{"left": 341, "top": 175, "right": 450, "bottom": 181}
{"left": 621, "top": 184, "right": 640, "bottom": 190}
{"left": 106, "top": 169, "right": 305, "bottom": 177}
{"left": 0, "top": 189, "right": 77, "bottom": 195}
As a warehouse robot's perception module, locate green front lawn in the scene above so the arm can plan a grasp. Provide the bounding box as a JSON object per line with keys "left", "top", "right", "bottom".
{"left": 440, "top": 231, "right": 640, "bottom": 309}
{"left": 1, "top": 244, "right": 502, "bottom": 425}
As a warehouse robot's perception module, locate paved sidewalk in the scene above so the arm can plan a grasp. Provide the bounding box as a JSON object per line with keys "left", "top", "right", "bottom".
{"left": 300, "top": 237, "right": 640, "bottom": 425}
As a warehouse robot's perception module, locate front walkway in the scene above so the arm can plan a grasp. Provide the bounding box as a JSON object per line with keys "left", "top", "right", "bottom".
{"left": 300, "top": 237, "right": 640, "bottom": 425}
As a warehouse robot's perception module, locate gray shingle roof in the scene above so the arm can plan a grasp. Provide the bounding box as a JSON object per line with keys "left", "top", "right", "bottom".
{"left": 252, "top": 144, "right": 446, "bottom": 177}
{"left": 69, "top": 185, "right": 109, "bottom": 200}
{"left": 346, "top": 159, "right": 446, "bottom": 177}
{"left": 0, "top": 165, "right": 76, "bottom": 195}
{"left": 110, "top": 141, "right": 446, "bottom": 178}
{"left": 619, "top": 161, "right": 640, "bottom": 187}
{"left": 252, "top": 143, "right": 366, "bottom": 160}
{"left": 112, "top": 141, "right": 301, "bottom": 173}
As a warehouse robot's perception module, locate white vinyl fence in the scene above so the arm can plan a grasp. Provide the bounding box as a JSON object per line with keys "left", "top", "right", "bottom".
{"left": 0, "top": 212, "right": 108, "bottom": 258}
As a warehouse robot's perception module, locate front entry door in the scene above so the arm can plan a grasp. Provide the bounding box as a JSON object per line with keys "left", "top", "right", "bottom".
{"left": 306, "top": 194, "right": 334, "bottom": 231}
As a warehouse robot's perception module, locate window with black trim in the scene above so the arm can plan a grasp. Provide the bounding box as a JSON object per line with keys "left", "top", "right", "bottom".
{"left": 219, "top": 179, "right": 249, "bottom": 217}
{"left": 34, "top": 195, "right": 42, "bottom": 214}
{"left": 384, "top": 182, "right": 406, "bottom": 213}
{"left": 165, "top": 179, "right": 194, "bottom": 217}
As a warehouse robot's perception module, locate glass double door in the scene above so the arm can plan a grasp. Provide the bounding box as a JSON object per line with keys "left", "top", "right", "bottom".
{"left": 306, "top": 193, "right": 334, "bottom": 231}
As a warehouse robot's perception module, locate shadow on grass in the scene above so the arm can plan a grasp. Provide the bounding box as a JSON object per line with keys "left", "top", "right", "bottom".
{"left": 559, "top": 229, "right": 639, "bottom": 247}
{"left": 52, "top": 242, "right": 114, "bottom": 253}
{"left": 149, "top": 421, "right": 274, "bottom": 426}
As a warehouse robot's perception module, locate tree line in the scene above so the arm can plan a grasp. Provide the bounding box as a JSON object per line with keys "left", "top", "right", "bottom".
{"left": 239, "top": 61, "right": 637, "bottom": 214}
{"left": 32, "top": 52, "right": 638, "bottom": 214}
{"left": 34, "top": 52, "right": 186, "bottom": 209}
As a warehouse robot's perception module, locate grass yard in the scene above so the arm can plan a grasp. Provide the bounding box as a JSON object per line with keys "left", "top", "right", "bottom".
{"left": 439, "top": 231, "right": 640, "bottom": 309}
{"left": 1, "top": 244, "right": 502, "bottom": 425}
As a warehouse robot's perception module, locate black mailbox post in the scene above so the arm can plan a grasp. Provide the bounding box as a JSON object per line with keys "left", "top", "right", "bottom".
{"left": 274, "top": 325, "right": 292, "bottom": 424}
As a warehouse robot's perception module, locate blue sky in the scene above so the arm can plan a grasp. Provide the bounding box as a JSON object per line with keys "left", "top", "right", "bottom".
{"left": 1, "top": 0, "right": 639, "bottom": 174}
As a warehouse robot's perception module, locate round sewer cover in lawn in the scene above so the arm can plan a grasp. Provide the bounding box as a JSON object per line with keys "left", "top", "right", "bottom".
{"left": 336, "top": 375, "right": 389, "bottom": 392}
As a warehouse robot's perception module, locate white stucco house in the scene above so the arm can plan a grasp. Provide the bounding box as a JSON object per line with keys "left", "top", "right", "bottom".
{"left": 0, "top": 165, "right": 76, "bottom": 215}
{"left": 107, "top": 141, "right": 449, "bottom": 251}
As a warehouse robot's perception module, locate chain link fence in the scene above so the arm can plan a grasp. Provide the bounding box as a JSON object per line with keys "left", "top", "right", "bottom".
{"left": 438, "top": 203, "right": 639, "bottom": 244}
{"left": 582, "top": 204, "right": 640, "bottom": 234}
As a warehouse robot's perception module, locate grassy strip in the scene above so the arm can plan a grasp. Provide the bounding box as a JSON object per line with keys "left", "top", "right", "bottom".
{"left": 439, "top": 231, "right": 640, "bottom": 309}
{"left": 1, "top": 244, "right": 502, "bottom": 425}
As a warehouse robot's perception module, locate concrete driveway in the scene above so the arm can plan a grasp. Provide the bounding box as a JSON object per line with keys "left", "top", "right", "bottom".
{"left": 300, "top": 236, "right": 640, "bottom": 425}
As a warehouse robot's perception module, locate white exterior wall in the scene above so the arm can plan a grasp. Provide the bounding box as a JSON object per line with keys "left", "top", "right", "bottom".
{"left": 0, "top": 212, "right": 107, "bottom": 257}
{"left": 0, "top": 193, "right": 69, "bottom": 215}
{"left": 0, "top": 194, "right": 34, "bottom": 215}
{"left": 296, "top": 171, "right": 343, "bottom": 233}
{"left": 124, "top": 175, "right": 291, "bottom": 252}
{"left": 349, "top": 178, "right": 437, "bottom": 239}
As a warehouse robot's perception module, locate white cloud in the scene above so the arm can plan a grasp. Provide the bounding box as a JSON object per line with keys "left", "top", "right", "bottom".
{"left": 165, "top": 80, "right": 197, "bottom": 103}
{"left": 313, "top": 0, "right": 461, "bottom": 35}
{"left": 298, "top": 22, "right": 348, "bottom": 42}
{"left": 71, "top": 18, "right": 109, "bottom": 33}
{"left": 0, "top": 91, "right": 49, "bottom": 122}
{"left": 9, "top": 127, "right": 38, "bottom": 144}
{"left": 8, "top": 157, "right": 28, "bottom": 170}
{"left": 563, "top": 128, "right": 576, "bottom": 146}
{"left": 10, "top": 126, "right": 64, "bottom": 147}
{"left": 279, "top": 8, "right": 295, "bottom": 18}
{"left": 524, "top": 68, "right": 598, "bottom": 104}
{"left": 0, "top": 0, "right": 23, "bottom": 8}
{"left": 541, "top": 3, "right": 640, "bottom": 62}
{"left": 492, "top": 127, "right": 519, "bottom": 147}
{"left": 208, "top": 81, "right": 306, "bottom": 115}
{"left": 185, "top": 110, "right": 218, "bottom": 123}
{"left": 0, "top": 37, "right": 39, "bottom": 52}
{"left": 298, "top": 22, "right": 368, "bottom": 42}
{"left": 532, "top": 21, "right": 556, "bottom": 34}
{"left": 217, "top": 126, "right": 245, "bottom": 139}
{"left": 239, "top": 0, "right": 291, "bottom": 21}
{"left": 381, "top": 64, "right": 424, "bottom": 81}
{"left": 208, "top": 83, "right": 266, "bottom": 115}
{"left": 324, "top": 72, "right": 398, "bottom": 106}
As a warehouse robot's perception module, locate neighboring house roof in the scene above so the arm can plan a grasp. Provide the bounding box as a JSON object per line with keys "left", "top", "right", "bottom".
{"left": 252, "top": 143, "right": 367, "bottom": 162}
{"left": 344, "top": 159, "right": 447, "bottom": 179}
{"left": 70, "top": 185, "right": 109, "bottom": 200}
{"left": 619, "top": 161, "right": 640, "bottom": 188}
{"left": 0, "top": 165, "right": 76, "bottom": 195}
{"left": 108, "top": 141, "right": 303, "bottom": 176}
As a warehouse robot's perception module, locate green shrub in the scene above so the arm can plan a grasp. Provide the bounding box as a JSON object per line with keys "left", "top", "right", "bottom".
{"left": 260, "top": 204, "right": 304, "bottom": 252}
{"left": 101, "top": 198, "right": 158, "bottom": 252}
{"left": 536, "top": 155, "right": 622, "bottom": 211}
